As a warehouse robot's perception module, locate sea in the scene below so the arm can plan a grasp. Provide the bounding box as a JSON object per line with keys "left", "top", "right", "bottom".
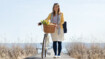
{"left": 0, "top": 42, "right": 105, "bottom": 53}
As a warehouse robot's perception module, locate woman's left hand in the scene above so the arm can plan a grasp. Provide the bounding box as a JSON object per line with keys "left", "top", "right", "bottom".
{"left": 56, "top": 24, "right": 60, "bottom": 29}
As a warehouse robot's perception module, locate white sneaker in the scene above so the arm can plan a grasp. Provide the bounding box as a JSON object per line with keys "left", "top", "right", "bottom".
{"left": 53, "top": 55, "right": 57, "bottom": 58}
{"left": 57, "top": 55, "right": 61, "bottom": 58}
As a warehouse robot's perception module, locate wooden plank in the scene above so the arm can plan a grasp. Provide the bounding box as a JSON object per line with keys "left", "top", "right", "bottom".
{"left": 24, "top": 54, "right": 75, "bottom": 59}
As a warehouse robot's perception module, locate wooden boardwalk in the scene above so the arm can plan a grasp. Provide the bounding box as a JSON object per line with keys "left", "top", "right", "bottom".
{"left": 24, "top": 49, "right": 76, "bottom": 59}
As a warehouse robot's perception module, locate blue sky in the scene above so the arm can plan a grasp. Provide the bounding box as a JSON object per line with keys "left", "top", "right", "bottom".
{"left": 0, "top": 0, "right": 105, "bottom": 43}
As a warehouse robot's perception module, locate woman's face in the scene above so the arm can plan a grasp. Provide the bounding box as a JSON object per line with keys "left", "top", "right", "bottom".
{"left": 54, "top": 5, "right": 59, "bottom": 12}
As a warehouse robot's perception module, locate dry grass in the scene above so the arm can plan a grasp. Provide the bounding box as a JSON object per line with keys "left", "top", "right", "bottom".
{"left": 66, "top": 42, "right": 105, "bottom": 59}
{"left": 0, "top": 44, "right": 37, "bottom": 59}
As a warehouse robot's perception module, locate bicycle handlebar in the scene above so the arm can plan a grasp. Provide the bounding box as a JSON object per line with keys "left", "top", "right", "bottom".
{"left": 38, "top": 22, "right": 58, "bottom": 28}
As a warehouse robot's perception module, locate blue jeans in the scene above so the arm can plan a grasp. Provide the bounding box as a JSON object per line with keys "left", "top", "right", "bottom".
{"left": 53, "top": 41, "right": 62, "bottom": 56}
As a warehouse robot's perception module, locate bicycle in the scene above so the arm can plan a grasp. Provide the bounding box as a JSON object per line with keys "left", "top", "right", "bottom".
{"left": 38, "top": 22, "right": 57, "bottom": 58}
{"left": 38, "top": 22, "right": 47, "bottom": 58}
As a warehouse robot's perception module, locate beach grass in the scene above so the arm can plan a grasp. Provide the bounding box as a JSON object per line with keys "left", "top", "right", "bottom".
{"left": 66, "top": 42, "right": 105, "bottom": 59}
{"left": 0, "top": 44, "right": 37, "bottom": 59}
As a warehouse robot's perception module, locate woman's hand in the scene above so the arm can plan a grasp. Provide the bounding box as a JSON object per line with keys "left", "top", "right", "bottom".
{"left": 38, "top": 22, "right": 42, "bottom": 26}
{"left": 52, "top": 23, "right": 60, "bottom": 29}
{"left": 55, "top": 24, "right": 59, "bottom": 29}
{"left": 55, "top": 24, "right": 57, "bottom": 27}
{"left": 53, "top": 23, "right": 57, "bottom": 28}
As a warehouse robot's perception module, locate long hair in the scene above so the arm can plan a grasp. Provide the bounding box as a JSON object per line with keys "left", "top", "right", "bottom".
{"left": 52, "top": 3, "right": 60, "bottom": 16}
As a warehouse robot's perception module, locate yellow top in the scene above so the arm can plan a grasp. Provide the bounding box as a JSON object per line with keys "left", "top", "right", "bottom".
{"left": 45, "top": 12, "right": 64, "bottom": 29}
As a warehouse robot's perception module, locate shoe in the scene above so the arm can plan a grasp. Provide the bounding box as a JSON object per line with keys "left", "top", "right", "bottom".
{"left": 53, "top": 55, "right": 57, "bottom": 58}
{"left": 57, "top": 55, "right": 61, "bottom": 58}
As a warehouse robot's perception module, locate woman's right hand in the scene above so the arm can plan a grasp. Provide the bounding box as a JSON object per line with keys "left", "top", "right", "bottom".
{"left": 38, "top": 22, "right": 42, "bottom": 26}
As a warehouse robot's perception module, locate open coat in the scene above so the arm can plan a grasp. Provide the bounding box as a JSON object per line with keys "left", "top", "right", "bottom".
{"left": 45, "top": 12, "right": 64, "bottom": 29}
{"left": 45, "top": 12, "right": 65, "bottom": 41}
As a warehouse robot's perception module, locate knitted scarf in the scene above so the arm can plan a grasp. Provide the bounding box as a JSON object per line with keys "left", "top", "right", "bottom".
{"left": 51, "top": 13, "right": 61, "bottom": 35}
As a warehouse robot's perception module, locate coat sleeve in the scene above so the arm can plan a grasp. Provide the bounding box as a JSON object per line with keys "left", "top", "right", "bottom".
{"left": 45, "top": 13, "right": 51, "bottom": 21}
{"left": 60, "top": 13, "right": 64, "bottom": 25}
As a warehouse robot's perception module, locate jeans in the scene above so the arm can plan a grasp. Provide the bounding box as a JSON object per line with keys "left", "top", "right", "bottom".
{"left": 53, "top": 41, "right": 62, "bottom": 56}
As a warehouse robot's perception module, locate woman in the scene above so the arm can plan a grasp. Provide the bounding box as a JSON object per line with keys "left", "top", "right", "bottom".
{"left": 38, "top": 3, "right": 64, "bottom": 58}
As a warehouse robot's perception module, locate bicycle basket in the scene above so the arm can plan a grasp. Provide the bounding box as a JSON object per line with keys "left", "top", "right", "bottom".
{"left": 43, "top": 24, "right": 55, "bottom": 33}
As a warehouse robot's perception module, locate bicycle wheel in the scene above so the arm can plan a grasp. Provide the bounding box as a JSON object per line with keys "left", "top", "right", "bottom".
{"left": 41, "top": 33, "right": 48, "bottom": 58}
